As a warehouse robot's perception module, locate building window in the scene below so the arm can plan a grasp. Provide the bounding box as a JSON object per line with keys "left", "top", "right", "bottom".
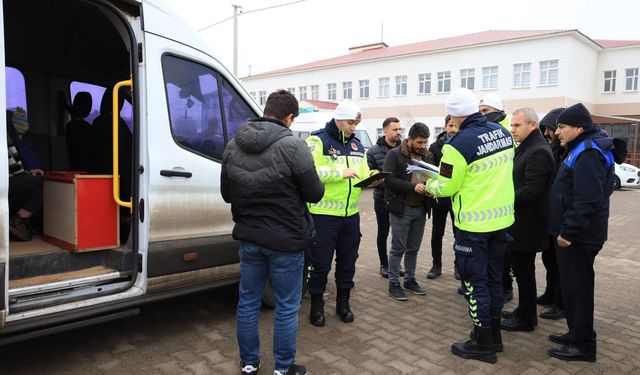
{"left": 287, "top": 87, "right": 295, "bottom": 96}
{"left": 327, "top": 83, "right": 336, "bottom": 101}
{"left": 418, "top": 73, "right": 431, "bottom": 94}
{"left": 513, "top": 63, "right": 531, "bottom": 87}
{"left": 379, "top": 77, "right": 390, "bottom": 97}
{"left": 539, "top": 60, "right": 559, "bottom": 85}
{"left": 604, "top": 70, "right": 616, "bottom": 92}
{"left": 482, "top": 66, "right": 498, "bottom": 89}
{"left": 359, "top": 80, "right": 369, "bottom": 98}
{"left": 343, "top": 81, "right": 353, "bottom": 99}
{"left": 258, "top": 90, "right": 267, "bottom": 105}
{"left": 311, "top": 85, "right": 319, "bottom": 100}
{"left": 625, "top": 68, "right": 639, "bottom": 91}
{"left": 437, "top": 71, "right": 451, "bottom": 93}
{"left": 395, "top": 75, "right": 407, "bottom": 96}
{"left": 460, "top": 68, "right": 475, "bottom": 90}
{"left": 299, "top": 86, "right": 307, "bottom": 100}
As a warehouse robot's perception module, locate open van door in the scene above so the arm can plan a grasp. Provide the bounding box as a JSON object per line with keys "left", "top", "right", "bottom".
{"left": 0, "top": 2, "right": 8, "bottom": 328}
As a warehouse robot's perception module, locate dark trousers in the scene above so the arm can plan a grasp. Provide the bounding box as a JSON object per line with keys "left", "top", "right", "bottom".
{"left": 307, "top": 214, "right": 360, "bottom": 295}
{"left": 502, "top": 250, "right": 513, "bottom": 292}
{"left": 373, "top": 198, "right": 390, "bottom": 268}
{"left": 541, "top": 236, "right": 564, "bottom": 308}
{"left": 510, "top": 251, "right": 538, "bottom": 325}
{"left": 556, "top": 241, "right": 600, "bottom": 349}
{"left": 430, "top": 207, "right": 453, "bottom": 266}
{"left": 9, "top": 173, "right": 43, "bottom": 215}
{"left": 455, "top": 228, "right": 509, "bottom": 326}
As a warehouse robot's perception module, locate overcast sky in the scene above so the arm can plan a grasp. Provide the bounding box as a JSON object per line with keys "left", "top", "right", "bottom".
{"left": 164, "top": 0, "right": 640, "bottom": 78}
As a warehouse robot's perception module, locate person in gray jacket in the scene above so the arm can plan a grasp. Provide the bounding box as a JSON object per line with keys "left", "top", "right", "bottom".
{"left": 221, "top": 90, "right": 323, "bottom": 375}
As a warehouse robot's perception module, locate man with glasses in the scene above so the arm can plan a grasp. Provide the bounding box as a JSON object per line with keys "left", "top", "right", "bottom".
{"left": 305, "top": 100, "right": 372, "bottom": 327}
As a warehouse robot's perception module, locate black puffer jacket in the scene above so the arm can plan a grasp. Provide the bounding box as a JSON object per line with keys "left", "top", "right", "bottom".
{"left": 367, "top": 136, "right": 400, "bottom": 200}
{"left": 428, "top": 131, "right": 452, "bottom": 210}
{"left": 221, "top": 117, "right": 324, "bottom": 252}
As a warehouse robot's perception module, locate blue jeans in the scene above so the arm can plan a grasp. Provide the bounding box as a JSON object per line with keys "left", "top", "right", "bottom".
{"left": 237, "top": 241, "right": 304, "bottom": 371}
{"left": 389, "top": 205, "right": 427, "bottom": 285}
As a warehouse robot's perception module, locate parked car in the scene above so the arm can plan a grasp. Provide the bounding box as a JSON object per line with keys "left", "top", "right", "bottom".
{"left": 614, "top": 163, "right": 640, "bottom": 189}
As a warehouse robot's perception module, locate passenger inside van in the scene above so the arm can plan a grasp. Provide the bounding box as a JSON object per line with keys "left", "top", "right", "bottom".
{"left": 6, "top": 110, "right": 44, "bottom": 242}
{"left": 65, "top": 91, "right": 93, "bottom": 172}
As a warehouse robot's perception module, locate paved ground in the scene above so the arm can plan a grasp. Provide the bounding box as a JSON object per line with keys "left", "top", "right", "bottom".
{"left": 2, "top": 188, "right": 640, "bottom": 374}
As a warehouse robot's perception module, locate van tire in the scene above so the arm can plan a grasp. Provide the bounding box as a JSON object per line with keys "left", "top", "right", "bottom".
{"left": 614, "top": 175, "right": 621, "bottom": 190}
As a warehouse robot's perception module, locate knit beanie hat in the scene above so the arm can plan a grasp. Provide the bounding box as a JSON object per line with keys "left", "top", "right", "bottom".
{"left": 557, "top": 103, "right": 593, "bottom": 129}
{"left": 539, "top": 107, "right": 565, "bottom": 132}
{"left": 334, "top": 100, "right": 362, "bottom": 123}
{"left": 478, "top": 93, "right": 503, "bottom": 111}
{"left": 446, "top": 88, "right": 477, "bottom": 117}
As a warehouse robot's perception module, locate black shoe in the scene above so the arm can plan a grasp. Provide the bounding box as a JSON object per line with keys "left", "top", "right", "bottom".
{"left": 240, "top": 361, "right": 260, "bottom": 375}
{"left": 9, "top": 215, "right": 32, "bottom": 241}
{"left": 399, "top": 268, "right": 405, "bottom": 277}
{"left": 501, "top": 316, "right": 535, "bottom": 332}
{"left": 388, "top": 284, "right": 407, "bottom": 301}
{"left": 549, "top": 332, "right": 571, "bottom": 345}
{"left": 336, "top": 289, "right": 354, "bottom": 323}
{"left": 468, "top": 318, "right": 503, "bottom": 352}
{"left": 536, "top": 291, "right": 554, "bottom": 305}
{"left": 454, "top": 264, "right": 461, "bottom": 280}
{"left": 501, "top": 310, "right": 515, "bottom": 319}
{"left": 275, "top": 364, "right": 307, "bottom": 375}
{"left": 426, "top": 265, "right": 442, "bottom": 279}
{"left": 540, "top": 306, "right": 566, "bottom": 320}
{"left": 379, "top": 265, "right": 389, "bottom": 279}
{"left": 549, "top": 345, "right": 596, "bottom": 362}
{"left": 403, "top": 279, "right": 426, "bottom": 295}
{"left": 309, "top": 294, "right": 325, "bottom": 327}
{"left": 503, "top": 289, "right": 513, "bottom": 302}
{"left": 451, "top": 326, "right": 497, "bottom": 364}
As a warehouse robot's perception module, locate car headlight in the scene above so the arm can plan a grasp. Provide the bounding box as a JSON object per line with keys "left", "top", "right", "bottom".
{"left": 620, "top": 165, "right": 637, "bottom": 173}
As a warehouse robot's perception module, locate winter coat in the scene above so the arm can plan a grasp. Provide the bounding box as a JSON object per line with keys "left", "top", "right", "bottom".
{"left": 428, "top": 131, "right": 452, "bottom": 210}
{"left": 221, "top": 117, "right": 324, "bottom": 252}
{"left": 366, "top": 136, "right": 400, "bottom": 201}
{"left": 508, "top": 130, "right": 555, "bottom": 252}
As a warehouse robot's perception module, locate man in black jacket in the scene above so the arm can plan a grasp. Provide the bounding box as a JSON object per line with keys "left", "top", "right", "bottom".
{"left": 383, "top": 123, "right": 434, "bottom": 301}
{"left": 547, "top": 103, "right": 626, "bottom": 362}
{"left": 501, "top": 108, "right": 554, "bottom": 332}
{"left": 537, "top": 108, "right": 567, "bottom": 320}
{"left": 426, "top": 115, "right": 458, "bottom": 279}
{"left": 221, "top": 90, "right": 323, "bottom": 375}
{"left": 366, "top": 117, "right": 402, "bottom": 278}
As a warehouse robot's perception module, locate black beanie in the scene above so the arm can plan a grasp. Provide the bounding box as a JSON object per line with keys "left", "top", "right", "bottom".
{"left": 539, "top": 107, "right": 564, "bottom": 132}
{"left": 557, "top": 103, "right": 593, "bottom": 129}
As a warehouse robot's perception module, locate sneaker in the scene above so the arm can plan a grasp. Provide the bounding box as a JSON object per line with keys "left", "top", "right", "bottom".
{"left": 9, "top": 215, "right": 32, "bottom": 241}
{"left": 426, "top": 265, "right": 442, "bottom": 279}
{"left": 274, "top": 364, "right": 307, "bottom": 375}
{"left": 241, "top": 361, "right": 260, "bottom": 375}
{"left": 403, "top": 279, "right": 426, "bottom": 295}
{"left": 388, "top": 284, "right": 407, "bottom": 301}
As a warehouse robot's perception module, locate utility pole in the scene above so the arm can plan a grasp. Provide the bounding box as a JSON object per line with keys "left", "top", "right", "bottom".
{"left": 232, "top": 4, "right": 242, "bottom": 76}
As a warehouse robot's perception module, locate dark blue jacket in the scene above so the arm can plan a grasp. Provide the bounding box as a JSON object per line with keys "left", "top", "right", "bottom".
{"left": 548, "top": 128, "right": 624, "bottom": 246}
{"left": 367, "top": 136, "right": 400, "bottom": 200}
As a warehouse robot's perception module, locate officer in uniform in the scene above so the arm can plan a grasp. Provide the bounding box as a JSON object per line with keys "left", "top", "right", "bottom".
{"left": 426, "top": 89, "right": 515, "bottom": 364}
{"left": 305, "top": 100, "right": 372, "bottom": 327}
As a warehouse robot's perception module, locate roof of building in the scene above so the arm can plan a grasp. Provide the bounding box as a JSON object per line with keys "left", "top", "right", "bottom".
{"left": 299, "top": 99, "right": 337, "bottom": 110}
{"left": 244, "top": 30, "right": 639, "bottom": 79}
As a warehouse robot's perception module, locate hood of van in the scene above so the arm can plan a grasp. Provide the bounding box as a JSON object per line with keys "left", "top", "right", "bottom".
{"left": 235, "top": 118, "right": 292, "bottom": 153}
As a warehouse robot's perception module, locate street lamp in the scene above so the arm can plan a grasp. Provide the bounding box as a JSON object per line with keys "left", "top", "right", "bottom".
{"left": 232, "top": 4, "right": 242, "bottom": 76}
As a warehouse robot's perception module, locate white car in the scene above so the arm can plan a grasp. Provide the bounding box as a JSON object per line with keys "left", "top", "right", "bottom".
{"left": 614, "top": 163, "right": 640, "bottom": 189}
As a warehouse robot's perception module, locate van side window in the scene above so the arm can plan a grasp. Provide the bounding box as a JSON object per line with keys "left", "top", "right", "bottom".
{"left": 220, "top": 79, "right": 255, "bottom": 141}
{"left": 6, "top": 66, "right": 29, "bottom": 131}
{"left": 70, "top": 81, "right": 133, "bottom": 131}
{"left": 162, "top": 55, "right": 225, "bottom": 160}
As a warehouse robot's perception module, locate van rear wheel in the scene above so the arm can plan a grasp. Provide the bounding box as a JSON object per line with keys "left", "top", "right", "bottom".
{"left": 614, "top": 175, "right": 621, "bottom": 190}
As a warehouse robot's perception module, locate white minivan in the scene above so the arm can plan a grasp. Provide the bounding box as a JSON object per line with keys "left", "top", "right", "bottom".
{"left": 1, "top": 0, "right": 260, "bottom": 343}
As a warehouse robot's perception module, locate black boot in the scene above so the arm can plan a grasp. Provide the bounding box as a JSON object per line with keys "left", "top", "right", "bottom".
{"left": 336, "top": 289, "right": 354, "bottom": 323}
{"left": 452, "top": 326, "right": 497, "bottom": 364}
{"left": 468, "top": 318, "right": 503, "bottom": 352}
{"left": 309, "top": 294, "right": 325, "bottom": 327}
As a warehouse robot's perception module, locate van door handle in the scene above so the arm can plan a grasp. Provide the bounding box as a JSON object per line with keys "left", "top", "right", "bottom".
{"left": 160, "top": 170, "right": 192, "bottom": 178}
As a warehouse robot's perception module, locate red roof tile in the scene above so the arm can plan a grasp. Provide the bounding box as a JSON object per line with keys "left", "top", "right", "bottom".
{"left": 300, "top": 99, "right": 337, "bottom": 110}
{"left": 594, "top": 39, "right": 640, "bottom": 49}
{"left": 245, "top": 30, "right": 574, "bottom": 78}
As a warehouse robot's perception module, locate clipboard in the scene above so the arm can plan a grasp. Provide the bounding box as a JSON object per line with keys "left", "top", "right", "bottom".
{"left": 354, "top": 172, "right": 391, "bottom": 188}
